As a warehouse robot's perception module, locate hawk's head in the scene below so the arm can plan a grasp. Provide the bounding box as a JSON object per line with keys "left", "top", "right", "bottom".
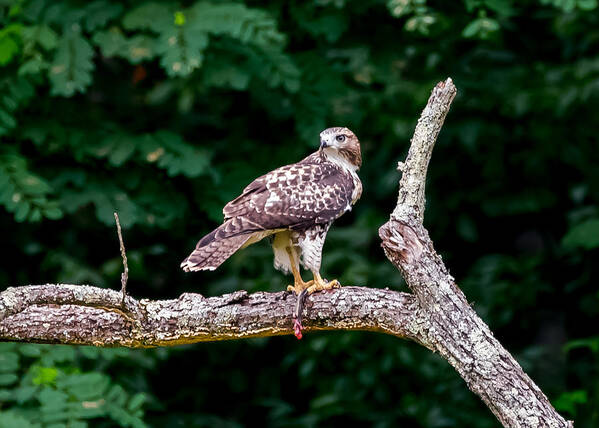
{"left": 319, "top": 127, "right": 361, "bottom": 170}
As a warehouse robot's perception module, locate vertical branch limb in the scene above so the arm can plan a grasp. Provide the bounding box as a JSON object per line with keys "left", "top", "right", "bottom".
{"left": 380, "top": 78, "right": 573, "bottom": 428}
{"left": 393, "top": 78, "right": 457, "bottom": 224}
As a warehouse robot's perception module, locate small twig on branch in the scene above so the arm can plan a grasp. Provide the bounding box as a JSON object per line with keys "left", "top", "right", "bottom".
{"left": 114, "top": 212, "right": 128, "bottom": 303}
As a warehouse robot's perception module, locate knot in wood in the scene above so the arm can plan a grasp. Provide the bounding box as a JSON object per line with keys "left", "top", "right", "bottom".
{"left": 379, "top": 220, "right": 424, "bottom": 265}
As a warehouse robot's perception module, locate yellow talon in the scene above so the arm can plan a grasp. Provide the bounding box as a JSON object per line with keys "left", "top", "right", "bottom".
{"left": 285, "top": 246, "right": 315, "bottom": 295}
{"left": 287, "top": 279, "right": 314, "bottom": 294}
{"left": 306, "top": 272, "right": 341, "bottom": 294}
{"left": 283, "top": 245, "right": 340, "bottom": 295}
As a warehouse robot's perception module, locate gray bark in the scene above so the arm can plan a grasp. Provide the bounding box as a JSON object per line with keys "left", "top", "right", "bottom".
{"left": 0, "top": 284, "right": 422, "bottom": 346}
{"left": 0, "top": 78, "right": 572, "bottom": 427}
{"left": 380, "top": 79, "right": 572, "bottom": 428}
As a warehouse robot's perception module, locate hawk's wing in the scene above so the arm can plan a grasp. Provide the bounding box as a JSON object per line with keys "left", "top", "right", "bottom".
{"left": 181, "top": 159, "right": 354, "bottom": 272}
{"left": 222, "top": 161, "right": 353, "bottom": 235}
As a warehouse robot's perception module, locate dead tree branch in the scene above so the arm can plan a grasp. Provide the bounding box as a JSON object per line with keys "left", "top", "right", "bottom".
{"left": 379, "top": 78, "right": 571, "bottom": 428}
{"left": 0, "top": 284, "right": 423, "bottom": 346}
{"left": 0, "top": 79, "right": 571, "bottom": 427}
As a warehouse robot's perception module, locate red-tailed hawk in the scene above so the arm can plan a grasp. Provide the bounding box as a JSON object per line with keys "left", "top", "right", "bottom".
{"left": 181, "top": 127, "right": 362, "bottom": 294}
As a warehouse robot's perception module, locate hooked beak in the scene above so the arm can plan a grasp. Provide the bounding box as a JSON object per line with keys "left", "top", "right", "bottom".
{"left": 320, "top": 138, "right": 328, "bottom": 149}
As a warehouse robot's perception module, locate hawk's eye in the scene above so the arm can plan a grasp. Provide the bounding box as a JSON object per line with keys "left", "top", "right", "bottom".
{"left": 335, "top": 135, "right": 346, "bottom": 143}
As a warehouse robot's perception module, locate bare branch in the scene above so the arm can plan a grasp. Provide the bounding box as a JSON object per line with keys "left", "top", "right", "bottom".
{"left": 114, "top": 212, "right": 128, "bottom": 301}
{"left": 393, "top": 78, "right": 457, "bottom": 224}
{"left": 0, "top": 284, "right": 425, "bottom": 347}
{"left": 379, "top": 78, "right": 572, "bottom": 427}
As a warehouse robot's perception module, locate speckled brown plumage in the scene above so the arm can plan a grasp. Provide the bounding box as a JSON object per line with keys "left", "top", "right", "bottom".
{"left": 181, "top": 127, "right": 362, "bottom": 287}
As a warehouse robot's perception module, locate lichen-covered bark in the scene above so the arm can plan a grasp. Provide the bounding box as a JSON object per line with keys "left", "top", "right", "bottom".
{"left": 379, "top": 79, "right": 572, "bottom": 428}
{"left": 393, "top": 78, "right": 457, "bottom": 224}
{"left": 0, "top": 79, "right": 572, "bottom": 427}
{"left": 0, "top": 284, "right": 423, "bottom": 347}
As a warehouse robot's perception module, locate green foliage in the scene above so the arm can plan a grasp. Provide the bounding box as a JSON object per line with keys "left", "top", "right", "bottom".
{"left": 0, "top": 23, "right": 22, "bottom": 65}
{"left": 0, "top": 151, "right": 62, "bottom": 222}
{"left": 0, "top": 76, "right": 34, "bottom": 135}
{"left": 0, "top": 343, "right": 148, "bottom": 427}
{"left": 115, "top": 1, "right": 293, "bottom": 79}
{"left": 562, "top": 218, "right": 599, "bottom": 249}
{"left": 388, "top": 0, "right": 437, "bottom": 35}
{"left": 0, "top": 0, "right": 598, "bottom": 426}
{"left": 554, "top": 390, "right": 587, "bottom": 416}
{"left": 540, "top": 0, "right": 598, "bottom": 11}
{"left": 462, "top": 11, "right": 500, "bottom": 39}
{"left": 564, "top": 336, "right": 599, "bottom": 353}
{"left": 93, "top": 30, "right": 155, "bottom": 64}
{"left": 49, "top": 29, "right": 95, "bottom": 96}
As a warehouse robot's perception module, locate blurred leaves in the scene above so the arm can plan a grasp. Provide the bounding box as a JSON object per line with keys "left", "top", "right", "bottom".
{"left": 119, "top": 1, "right": 292, "bottom": 78}
{"left": 0, "top": 151, "right": 63, "bottom": 222}
{"left": 462, "top": 11, "right": 500, "bottom": 39}
{"left": 562, "top": 218, "right": 599, "bottom": 249}
{"left": 554, "top": 390, "right": 587, "bottom": 416}
{"left": 49, "top": 29, "right": 95, "bottom": 97}
{"left": 388, "top": 0, "right": 437, "bottom": 35}
{"left": 0, "top": 76, "right": 34, "bottom": 136}
{"left": 0, "top": 343, "right": 150, "bottom": 427}
{"left": 93, "top": 29, "right": 156, "bottom": 64}
{"left": 540, "top": 0, "right": 598, "bottom": 11}
{"left": 0, "top": 23, "right": 22, "bottom": 65}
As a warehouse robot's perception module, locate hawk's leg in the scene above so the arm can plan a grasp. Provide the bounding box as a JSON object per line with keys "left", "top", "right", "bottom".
{"left": 285, "top": 246, "right": 313, "bottom": 294}
{"left": 306, "top": 271, "right": 340, "bottom": 294}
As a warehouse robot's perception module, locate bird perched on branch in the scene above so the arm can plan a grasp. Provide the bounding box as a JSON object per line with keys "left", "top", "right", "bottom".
{"left": 181, "top": 127, "right": 362, "bottom": 295}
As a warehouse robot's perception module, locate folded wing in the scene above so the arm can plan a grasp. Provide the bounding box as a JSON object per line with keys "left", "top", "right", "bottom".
{"left": 223, "top": 161, "right": 353, "bottom": 231}
{"left": 181, "top": 161, "right": 354, "bottom": 272}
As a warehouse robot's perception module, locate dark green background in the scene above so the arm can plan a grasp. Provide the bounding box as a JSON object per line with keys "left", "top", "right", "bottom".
{"left": 0, "top": 0, "right": 597, "bottom": 426}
